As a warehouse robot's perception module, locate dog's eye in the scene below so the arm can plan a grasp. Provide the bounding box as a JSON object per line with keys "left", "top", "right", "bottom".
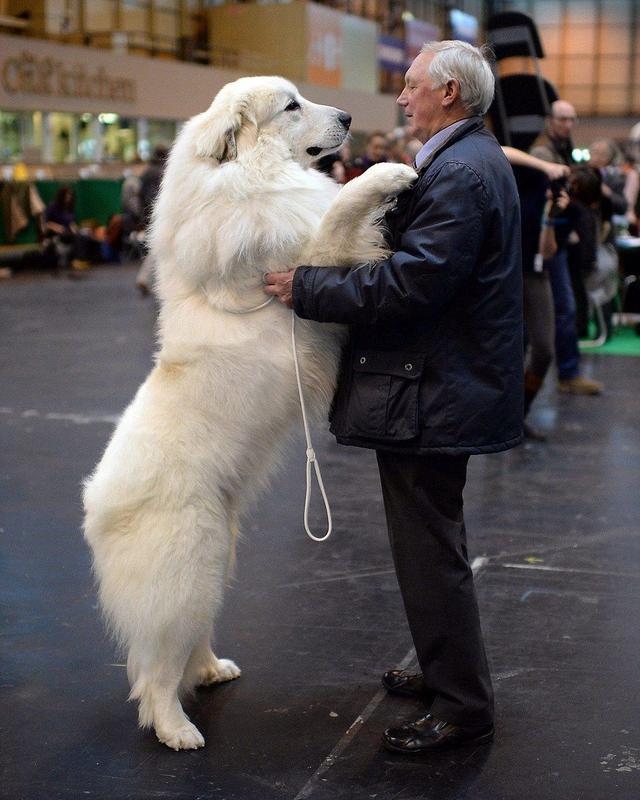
{"left": 285, "top": 100, "right": 301, "bottom": 112}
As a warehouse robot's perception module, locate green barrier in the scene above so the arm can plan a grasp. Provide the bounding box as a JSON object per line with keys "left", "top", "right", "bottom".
{"left": 0, "top": 179, "right": 124, "bottom": 245}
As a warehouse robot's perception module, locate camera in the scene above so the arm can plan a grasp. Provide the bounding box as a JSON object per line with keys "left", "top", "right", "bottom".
{"left": 550, "top": 177, "right": 569, "bottom": 199}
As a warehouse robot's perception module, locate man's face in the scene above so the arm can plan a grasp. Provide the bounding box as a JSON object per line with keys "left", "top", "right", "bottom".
{"left": 588, "top": 140, "right": 612, "bottom": 168}
{"left": 397, "top": 53, "right": 445, "bottom": 143}
{"left": 549, "top": 102, "right": 577, "bottom": 141}
{"left": 366, "top": 135, "right": 388, "bottom": 162}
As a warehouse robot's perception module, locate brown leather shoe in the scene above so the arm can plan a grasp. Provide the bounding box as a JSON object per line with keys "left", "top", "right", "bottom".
{"left": 558, "top": 375, "right": 604, "bottom": 395}
{"left": 382, "top": 712, "right": 494, "bottom": 753}
{"left": 381, "top": 670, "right": 427, "bottom": 700}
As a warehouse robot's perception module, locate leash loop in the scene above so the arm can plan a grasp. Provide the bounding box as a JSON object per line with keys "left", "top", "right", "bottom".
{"left": 292, "top": 312, "right": 333, "bottom": 542}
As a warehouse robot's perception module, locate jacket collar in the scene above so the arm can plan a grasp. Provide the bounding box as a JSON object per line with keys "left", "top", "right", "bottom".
{"left": 416, "top": 116, "right": 485, "bottom": 174}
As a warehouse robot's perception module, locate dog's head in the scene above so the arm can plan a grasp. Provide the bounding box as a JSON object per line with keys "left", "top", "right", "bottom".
{"left": 194, "top": 76, "right": 351, "bottom": 166}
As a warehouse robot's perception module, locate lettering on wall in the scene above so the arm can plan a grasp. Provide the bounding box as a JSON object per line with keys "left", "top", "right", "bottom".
{"left": 1, "top": 51, "right": 136, "bottom": 103}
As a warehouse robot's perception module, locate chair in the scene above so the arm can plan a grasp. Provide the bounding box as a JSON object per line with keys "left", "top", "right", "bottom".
{"left": 486, "top": 11, "right": 556, "bottom": 151}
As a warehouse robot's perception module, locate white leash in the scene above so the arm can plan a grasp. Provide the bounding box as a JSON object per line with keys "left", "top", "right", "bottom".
{"left": 219, "top": 290, "right": 333, "bottom": 542}
{"left": 290, "top": 312, "right": 333, "bottom": 542}
{"left": 223, "top": 296, "right": 275, "bottom": 314}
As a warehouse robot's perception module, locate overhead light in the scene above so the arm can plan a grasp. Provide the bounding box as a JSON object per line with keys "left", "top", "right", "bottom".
{"left": 99, "top": 113, "right": 119, "bottom": 124}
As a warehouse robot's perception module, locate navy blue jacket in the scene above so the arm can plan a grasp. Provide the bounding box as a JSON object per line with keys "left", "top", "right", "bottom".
{"left": 293, "top": 117, "right": 524, "bottom": 455}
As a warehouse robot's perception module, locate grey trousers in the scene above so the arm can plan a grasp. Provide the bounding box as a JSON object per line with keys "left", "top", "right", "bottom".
{"left": 376, "top": 449, "right": 494, "bottom": 727}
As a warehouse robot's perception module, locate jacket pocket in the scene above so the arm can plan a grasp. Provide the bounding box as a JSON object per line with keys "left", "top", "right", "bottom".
{"left": 345, "top": 350, "right": 424, "bottom": 440}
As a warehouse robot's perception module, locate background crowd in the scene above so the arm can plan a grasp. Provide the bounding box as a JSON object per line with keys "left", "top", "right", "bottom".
{"left": 17, "top": 108, "right": 640, "bottom": 445}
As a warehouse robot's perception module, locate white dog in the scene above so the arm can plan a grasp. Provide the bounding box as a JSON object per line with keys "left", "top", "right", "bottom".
{"left": 83, "top": 75, "right": 416, "bottom": 750}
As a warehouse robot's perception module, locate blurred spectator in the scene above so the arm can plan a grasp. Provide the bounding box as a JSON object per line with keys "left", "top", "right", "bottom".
{"left": 620, "top": 150, "right": 639, "bottom": 233}
{"left": 566, "top": 165, "right": 610, "bottom": 338}
{"left": 405, "top": 137, "right": 423, "bottom": 167}
{"left": 121, "top": 162, "right": 144, "bottom": 234}
{"left": 43, "top": 186, "right": 97, "bottom": 276}
{"left": 315, "top": 152, "right": 346, "bottom": 183}
{"left": 588, "top": 139, "right": 628, "bottom": 216}
{"left": 531, "top": 100, "right": 604, "bottom": 395}
{"left": 531, "top": 100, "right": 578, "bottom": 167}
{"left": 386, "top": 127, "right": 411, "bottom": 164}
{"left": 629, "top": 121, "right": 640, "bottom": 164}
{"left": 344, "top": 131, "right": 388, "bottom": 181}
{"left": 135, "top": 145, "right": 168, "bottom": 295}
{"left": 502, "top": 147, "right": 569, "bottom": 440}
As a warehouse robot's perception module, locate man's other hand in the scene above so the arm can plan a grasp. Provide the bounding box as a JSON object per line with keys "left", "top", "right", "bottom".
{"left": 263, "top": 269, "right": 297, "bottom": 308}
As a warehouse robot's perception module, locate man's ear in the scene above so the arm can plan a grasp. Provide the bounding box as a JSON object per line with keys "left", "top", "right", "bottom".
{"left": 442, "top": 79, "right": 461, "bottom": 108}
{"left": 195, "top": 89, "right": 257, "bottom": 163}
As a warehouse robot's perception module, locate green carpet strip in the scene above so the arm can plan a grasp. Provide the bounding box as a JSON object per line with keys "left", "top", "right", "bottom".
{"left": 580, "top": 325, "right": 640, "bottom": 356}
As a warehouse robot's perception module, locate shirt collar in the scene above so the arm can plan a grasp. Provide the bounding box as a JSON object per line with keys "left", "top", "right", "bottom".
{"left": 415, "top": 118, "right": 472, "bottom": 169}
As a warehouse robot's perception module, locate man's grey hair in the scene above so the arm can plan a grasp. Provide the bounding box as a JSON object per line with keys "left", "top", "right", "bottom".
{"left": 421, "top": 40, "right": 495, "bottom": 116}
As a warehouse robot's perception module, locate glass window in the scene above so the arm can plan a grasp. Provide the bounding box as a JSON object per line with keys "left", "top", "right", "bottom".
{"left": 602, "top": 0, "right": 631, "bottom": 24}
{"left": 98, "top": 114, "right": 139, "bottom": 162}
{"left": 0, "top": 112, "right": 22, "bottom": 162}
{"left": 532, "top": 1, "right": 563, "bottom": 26}
{"left": 596, "top": 87, "right": 631, "bottom": 116}
{"left": 538, "top": 24, "right": 561, "bottom": 56}
{"left": 78, "top": 113, "right": 99, "bottom": 161}
{"left": 599, "top": 24, "right": 630, "bottom": 56}
{"left": 85, "top": 0, "right": 114, "bottom": 32}
{"left": 122, "top": 0, "right": 150, "bottom": 35}
{"left": 50, "top": 112, "right": 75, "bottom": 163}
{"left": 564, "top": 55, "right": 595, "bottom": 87}
{"left": 565, "top": 0, "right": 597, "bottom": 25}
{"left": 148, "top": 118, "right": 176, "bottom": 150}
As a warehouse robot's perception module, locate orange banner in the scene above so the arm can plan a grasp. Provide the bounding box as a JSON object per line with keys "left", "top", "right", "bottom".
{"left": 306, "top": 3, "right": 343, "bottom": 88}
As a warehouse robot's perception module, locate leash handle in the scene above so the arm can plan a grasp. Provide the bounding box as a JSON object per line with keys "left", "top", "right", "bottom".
{"left": 291, "top": 313, "right": 333, "bottom": 542}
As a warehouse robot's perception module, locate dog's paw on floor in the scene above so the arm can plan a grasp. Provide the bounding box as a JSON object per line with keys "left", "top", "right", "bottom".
{"left": 198, "top": 656, "right": 241, "bottom": 686}
{"left": 157, "top": 720, "right": 205, "bottom": 751}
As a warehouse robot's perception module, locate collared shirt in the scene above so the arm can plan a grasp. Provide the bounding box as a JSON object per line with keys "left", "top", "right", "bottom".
{"left": 415, "top": 118, "right": 471, "bottom": 170}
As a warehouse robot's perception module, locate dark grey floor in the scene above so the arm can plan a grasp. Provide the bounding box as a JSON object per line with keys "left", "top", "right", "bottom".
{"left": 1, "top": 264, "right": 639, "bottom": 800}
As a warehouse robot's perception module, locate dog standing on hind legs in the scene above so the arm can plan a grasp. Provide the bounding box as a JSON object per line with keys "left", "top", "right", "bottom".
{"left": 82, "top": 74, "right": 416, "bottom": 750}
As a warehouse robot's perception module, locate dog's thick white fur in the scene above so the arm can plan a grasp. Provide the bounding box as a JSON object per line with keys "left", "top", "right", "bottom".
{"left": 83, "top": 75, "right": 416, "bottom": 750}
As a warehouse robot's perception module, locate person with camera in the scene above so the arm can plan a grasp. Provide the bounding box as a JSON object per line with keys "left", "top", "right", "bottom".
{"left": 530, "top": 100, "right": 604, "bottom": 395}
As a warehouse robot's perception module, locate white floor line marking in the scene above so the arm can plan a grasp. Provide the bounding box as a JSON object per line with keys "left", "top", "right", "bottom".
{"left": 500, "top": 562, "right": 640, "bottom": 579}
{"left": 293, "top": 558, "right": 488, "bottom": 799}
{"left": 0, "top": 406, "right": 118, "bottom": 425}
{"left": 277, "top": 568, "right": 396, "bottom": 589}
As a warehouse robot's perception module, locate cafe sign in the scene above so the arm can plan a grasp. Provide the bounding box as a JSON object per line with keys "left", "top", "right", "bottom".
{"left": 2, "top": 50, "right": 136, "bottom": 102}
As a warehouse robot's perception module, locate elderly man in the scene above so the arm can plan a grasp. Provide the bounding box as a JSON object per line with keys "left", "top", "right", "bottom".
{"left": 265, "top": 40, "right": 523, "bottom": 753}
{"left": 531, "top": 101, "right": 604, "bottom": 394}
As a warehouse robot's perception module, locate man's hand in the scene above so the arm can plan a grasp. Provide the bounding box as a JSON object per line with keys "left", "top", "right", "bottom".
{"left": 543, "top": 162, "right": 570, "bottom": 182}
{"left": 263, "top": 268, "right": 297, "bottom": 309}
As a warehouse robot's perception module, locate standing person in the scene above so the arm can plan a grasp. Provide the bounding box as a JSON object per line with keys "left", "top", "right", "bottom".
{"left": 135, "top": 144, "right": 168, "bottom": 295}
{"left": 588, "top": 139, "right": 628, "bottom": 216}
{"left": 344, "top": 131, "right": 389, "bottom": 181}
{"left": 265, "top": 40, "right": 523, "bottom": 753}
{"left": 531, "top": 101, "right": 604, "bottom": 394}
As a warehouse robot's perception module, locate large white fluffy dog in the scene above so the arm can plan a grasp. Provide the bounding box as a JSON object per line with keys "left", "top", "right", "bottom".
{"left": 83, "top": 75, "right": 416, "bottom": 750}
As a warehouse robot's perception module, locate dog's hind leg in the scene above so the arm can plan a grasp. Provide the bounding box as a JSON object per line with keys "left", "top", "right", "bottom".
{"left": 181, "top": 633, "right": 241, "bottom": 693}
{"left": 118, "top": 507, "right": 233, "bottom": 750}
{"left": 129, "top": 636, "right": 206, "bottom": 751}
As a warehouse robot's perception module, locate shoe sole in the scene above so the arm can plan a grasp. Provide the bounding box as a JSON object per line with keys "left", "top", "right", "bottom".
{"left": 383, "top": 684, "right": 425, "bottom": 699}
{"left": 382, "top": 728, "right": 495, "bottom": 754}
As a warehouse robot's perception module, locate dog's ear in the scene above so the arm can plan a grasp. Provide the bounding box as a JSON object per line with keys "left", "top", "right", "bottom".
{"left": 195, "top": 91, "right": 256, "bottom": 163}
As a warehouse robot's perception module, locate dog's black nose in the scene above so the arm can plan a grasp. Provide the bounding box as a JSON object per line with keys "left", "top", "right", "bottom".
{"left": 338, "top": 112, "right": 352, "bottom": 131}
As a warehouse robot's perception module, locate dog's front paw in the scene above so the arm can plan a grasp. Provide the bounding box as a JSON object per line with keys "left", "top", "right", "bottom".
{"left": 157, "top": 720, "right": 205, "bottom": 751}
{"left": 198, "top": 657, "right": 241, "bottom": 686}
{"left": 353, "top": 162, "right": 417, "bottom": 199}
